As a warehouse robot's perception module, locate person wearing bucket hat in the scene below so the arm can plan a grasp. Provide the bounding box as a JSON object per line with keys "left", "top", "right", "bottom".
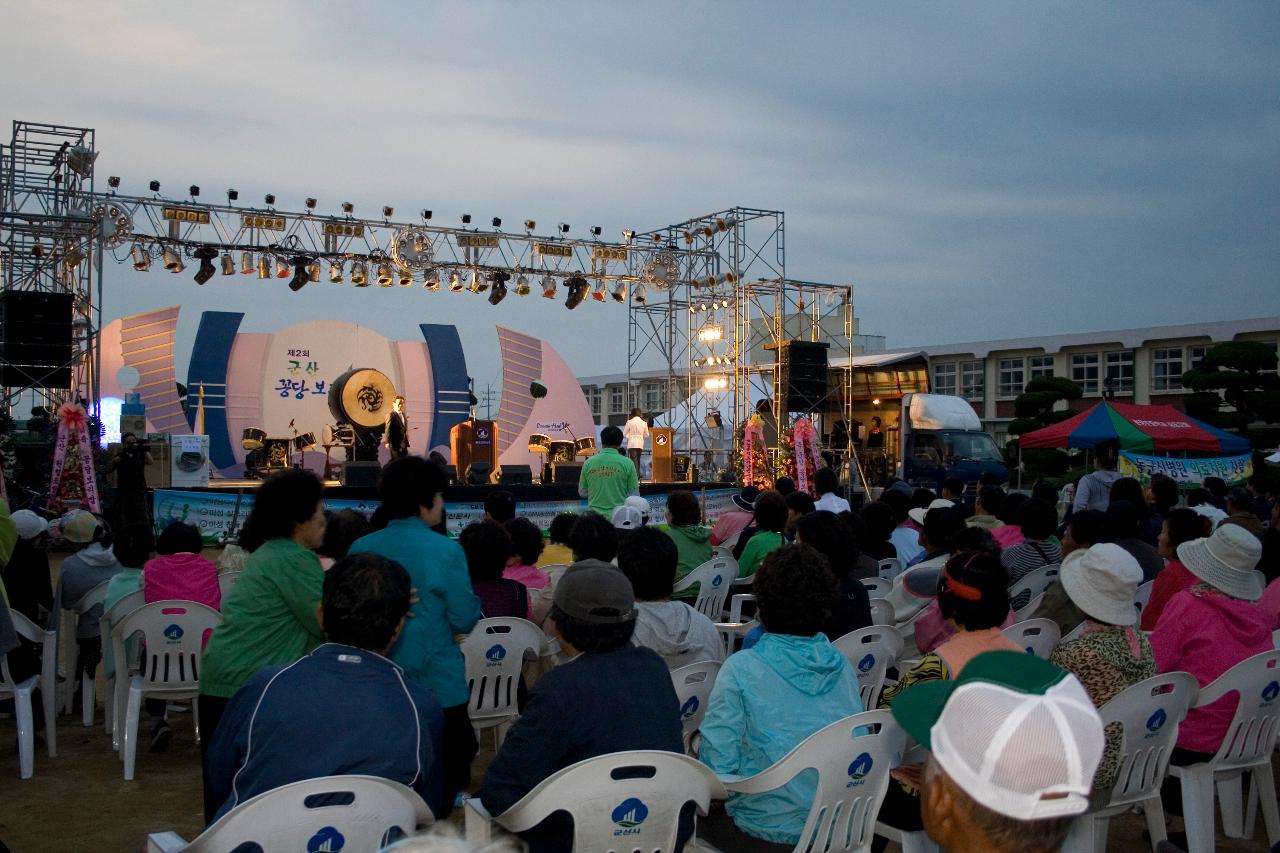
{"left": 890, "top": 651, "right": 1104, "bottom": 853}
{"left": 1, "top": 509, "right": 52, "bottom": 623}
{"left": 1048, "top": 544, "right": 1155, "bottom": 800}
{"left": 1150, "top": 523, "right": 1277, "bottom": 758}
{"left": 711, "top": 485, "right": 759, "bottom": 546}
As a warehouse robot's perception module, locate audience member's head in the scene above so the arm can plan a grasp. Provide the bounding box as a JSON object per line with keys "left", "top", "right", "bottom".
{"left": 616, "top": 526, "right": 679, "bottom": 602}
{"left": 1095, "top": 439, "right": 1120, "bottom": 471}
{"left": 784, "top": 491, "right": 816, "bottom": 533}
{"left": 912, "top": 487, "right": 938, "bottom": 510}
{"left": 732, "top": 485, "right": 761, "bottom": 513}
{"left": 459, "top": 521, "right": 514, "bottom": 583}
{"left": 322, "top": 552, "right": 412, "bottom": 654}
{"left": 1105, "top": 500, "right": 1143, "bottom": 540}
{"left": 1062, "top": 509, "right": 1110, "bottom": 556}
{"left": 11, "top": 509, "right": 48, "bottom": 544}
{"left": 568, "top": 512, "right": 618, "bottom": 563}
{"left": 752, "top": 490, "right": 788, "bottom": 534}
{"left": 840, "top": 509, "right": 868, "bottom": 554}
{"left": 952, "top": 525, "right": 1000, "bottom": 558}
{"left": 793, "top": 510, "right": 856, "bottom": 577}
{"left": 937, "top": 550, "right": 1010, "bottom": 632}
{"left": 1177, "top": 524, "right": 1265, "bottom": 602}
{"left": 378, "top": 456, "right": 448, "bottom": 523}
{"left": 483, "top": 490, "right": 517, "bottom": 524}
{"left": 978, "top": 471, "right": 1004, "bottom": 487}
{"left": 318, "top": 509, "right": 372, "bottom": 561}
{"left": 113, "top": 523, "right": 156, "bottom": 569}
{"left": 895, "top": 652, "right": 1103, "bottom": 853}
{"left": 58, "top": 509, "right": 110, "bottom": 549}
{"left": 1226, "top": 486, "right": 1253, "bottom": 514}
{"left": 996, "top": 492, "right": 1028, "bottom": 528}
{"left": 1185, "top": 487, "right": 1213, "bottom": 508}
{"left": 504, "top": 517, "right": 544, "bottom": 567}
{"left": 548, "top": 512, "right": 577, "bottom": 545}
{"left": 879, "top": 489, "right": 912, "bottom": 526}
{"left": 860, "top": 501, "right": 898, "bottom": 547}
{"left": 550, "top": 561, "right": 636, "bottom": 653}
{"left": 1109, "top": 477, "right": 1148, "bottom": 519}
{"left": 1158, "top": 507, "right": 1208, "bottom": 561}
{"left": 920, "top": 506, "right": 967, "bottom": 555}
{"left": 156, "top": 521, "right": 203, "bottom": 556}
{"left": 1031, "top": 480, "right": 1059, "bottom": 507}
{"left": 1017, "top": 499, "right": 1058, "bottom": 542}
{"left": 665, "top": 490, "right": 702, "bottom": 527}
{"left": 1147, "top": 473, "right": 1179, "bottom": 514}
{"left": 753, "top": 543, "right": 837, "bottom": 637}
{"left": 611, "top": 504, "right": 646, "bottom": 530}
{"left": 814, "top": 467, "right": 839, "bottom": 497}
{"left": 1203, "top": 476, "right": 1227, "bottom": 499}
{"left": 976, "top": 484, "right": 1004, "bottom": 517}
{"left": 910, "top": 498, "right": 956, "bottom": 527}
{"left": 1061, "top": 544, "right": 1143, "bottom": 627}
{"left": 238, "top": 468, "right": 324, "bottom": 552}
{"left": 600, "top": 425, "right": 624, "bottom": 449}
{"left": 1247, "top": 471, "right": 1270, "bottom": 495}
{"left": 942, "top": 477, "right": 966, "bottom": 501}
{"left": 624, "top": 495, "right": 652, "bottom": 525}
{"left": 773, "top": 476, "right": 796, "bottom": 496}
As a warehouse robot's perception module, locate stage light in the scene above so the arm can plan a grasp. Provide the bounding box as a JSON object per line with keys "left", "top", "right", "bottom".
{"left": 227, "top": 189, "right": 239, "bottom": 203}
{"left": 541, "top": 274, "right": 556, "bottom": 299}
{"left": 633, "top": 283, "right": 647, "bottom": 304}
{"left": 591, "top": 279, "right": 607, "bottom": 302}
{"left": 449, "top": 271, "right": 463, "bottom": 292}
{"left": 524, "top": 219, "right": 536, "bottom": 231}
{"left": 131, "top": 244, "right": 151, "bottom": 271}
{"left": 423, "top": 269, "right": 440, "bottom": 291}
{"left": 703, "top": 375, "right": 729, "bottom": 391}
{"left": 289, "top": 258, "right": 311, "bottom": 292}
{"left": 461, "top": 214, "right": 472, "bottom": 225}
{"left": 307, "top": 260, "right": 321, "bottom": 282}
{"left": 514, "top": 274, "right": 530, "bottom": 296}
{"left": 622, "top": 230, "right": 635, "bottom": 242}
{"left": 558, "top": 223, "right": 570, "bottom": 234}
{"left": 329, "top": 261, "right": 344, "bottom": 283}
{"left": 193, "top": 247, "right": 218, "bottom": 284}
{"left": 468, "top": 270, "right": 487, "bottom": 293}
{"left": 351, "top": 261, "right": 369, "bottom": 286}
{"left": 189, "top": 185, "right": 200, "bottom": 198}
{"left": 264, "top": 194, "right": 276, "bottom": 206}
{"left": 107, "top": 176, "right": 120, "bottom": 189}
{"left": 61, "top": 245, "right": 83, "bottom": 268}
{"left": 66, "top": 145, "right": 98, "bottom": 177}
{"left": 220, "top": 252, "right": 236, "bottom": 276}
{"left": 258, "top": 255, "right": 271, "bottom": 278}
{"left": 398, "top": 267, "right": 413, "bottom": 286}
{"left": 564, "top": 275, "right": 589, "bottom": 310}
{"left": 305, "top": 197, "right": 317, "bottom": 210}
{"left": 488, "top": 275, "right": 509, "bottom": 306}
{"left": 698, "top": 325, "right": 723, "bottom": 343}
{"left": 611, "top": 281, "right": 627, "bottom": 303}
{"left": 491, "top": 217, "right": 502, "bottom": 228}
{"left": 163, "top": 247, "right": 185, "bottom": 273}
{"left": 275, "top": 257, "right": 290, "bottom": 278}
{"left": 590, "top": 226, "right": 602, "bottom": 237}
{"left": 149, "top": 180, "right": 161, "bottom": 192}
{"left": 31, "top": 241, "right": 42, "bottom": 257}
{"left": 342, "top": 202, "right": 354, "bottom": 214}
{"left": 241, "top": 251, "right": 255, "bottom": 274}
{"left": 377, "top": 262, "right": 393, "bottom": 286}
{"left": 382, "top": 206, "right": 394, "bottom": 218}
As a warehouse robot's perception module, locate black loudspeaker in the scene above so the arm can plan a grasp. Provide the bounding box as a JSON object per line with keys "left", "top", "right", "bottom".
{"left": 551, "top": 461, "right": 583, "bottom": 484}
{"left": 778, "top": 340, "right": 830, "bottom": 413}
{"left": 0, "top": 291, "right": 74, "bottom": 389}
{"left": 442, "top": 464, "right": 458, "bottom": 484}
{"left": 466, "top": 461, "right": 492, "bottom": 484}
{"left": 499, "top": 464, "right": 533, "bottom": 485}
{"left": 342, "top": 461, "right": 382, "bottom": 488}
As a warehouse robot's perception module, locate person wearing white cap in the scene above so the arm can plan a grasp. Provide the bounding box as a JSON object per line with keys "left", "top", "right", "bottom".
{"left": 1048, "top": 544, "right": 1155, "bottom": 800}
{"left": 891, "top": 650, "right": 1105, "bottom": 853}
{"left": 1, "top": 509, "right": 52, "bottom": 622}
{"left": 1150, "top": 523, "right": 1276, "bottom": 760}
{"left": 610, "top": 503, "right": 646, "bottom": 531}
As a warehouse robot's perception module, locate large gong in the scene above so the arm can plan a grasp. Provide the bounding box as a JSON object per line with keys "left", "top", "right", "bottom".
{"left": 329, "top": 368, "right": 397, "bottom": 429}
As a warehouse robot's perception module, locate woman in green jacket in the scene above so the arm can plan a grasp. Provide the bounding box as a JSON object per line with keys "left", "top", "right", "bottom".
{"left": 661, "top": 490, "right": 713, "bottom": 582}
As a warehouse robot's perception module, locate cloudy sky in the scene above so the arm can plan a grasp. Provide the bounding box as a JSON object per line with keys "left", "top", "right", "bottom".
{"left": 2, "top": 1, "right": 1277, "bottom": 391}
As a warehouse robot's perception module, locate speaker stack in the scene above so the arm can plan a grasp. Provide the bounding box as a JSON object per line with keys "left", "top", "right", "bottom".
{"left": 777, "top": 340, "right": 830, "bottom": 413}
{"left": 0, "top": 292, "right": 74, "bottom": 389}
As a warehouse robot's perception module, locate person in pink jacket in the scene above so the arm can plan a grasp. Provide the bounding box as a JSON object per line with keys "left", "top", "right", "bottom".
{"left": 144, "top": 521, "right": 221, "bottom": 611}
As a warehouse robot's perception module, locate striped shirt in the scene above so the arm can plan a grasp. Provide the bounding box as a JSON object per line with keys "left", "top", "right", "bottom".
{"left": 1002, "top": 539, "right": 1062, "bottom": 611}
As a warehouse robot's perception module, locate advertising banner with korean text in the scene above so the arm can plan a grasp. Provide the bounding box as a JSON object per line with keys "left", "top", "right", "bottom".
{"left": 1118, "top": 451, "right": 1252, "bottom": 488}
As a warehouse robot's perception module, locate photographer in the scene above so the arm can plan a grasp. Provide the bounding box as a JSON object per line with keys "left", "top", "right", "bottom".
{"left": 108, "top": 432, "right": 153, "bottom": 529}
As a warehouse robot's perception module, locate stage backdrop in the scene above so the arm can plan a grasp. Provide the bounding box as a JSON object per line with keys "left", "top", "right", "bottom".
{"left": 496, "top": 325, "right": 597, "bottom": 473}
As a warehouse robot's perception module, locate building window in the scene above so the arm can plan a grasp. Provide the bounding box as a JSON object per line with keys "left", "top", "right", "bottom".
{"left": 932, "top": 362, "right": 958, "bottom": 396}
{"left": 644, "top": 383, "right": 661, "bottom": 412}
{"left": 997, "top": 358, "right": 1025, "bottom": 398}
{"left": 1259, "top": 340, "right": 1279, "bottom": 376}
{"left": 1071, "top": 353, "right": 1100, "bottom": 395}
{"left": 960, "top": 360, "right": 985, "bottom": 401}
{"left": 1105, "top": 351, "right": 1134, "bottom": 395}
{"left": 1151, "top": 347, "right": 1184, "bottom": 392}
{"left": 609, "top": 386, "right": 624, "bottom": 414}
{"left": 582, "top": 386, "right": 602, "bottom": 417}
{"left": 1188, "top": 345, "right": 1208, "bottom": 370}
{"left": 1029, "top": 355, "right": 1054, "bottom": 380}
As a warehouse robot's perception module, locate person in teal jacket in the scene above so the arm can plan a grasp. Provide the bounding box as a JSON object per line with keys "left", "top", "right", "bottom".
{"left": 348, "top": 455, "right": 482, "bottom": 815}
{"left": 699, "top": 544, "right": 864, "bottom": 851}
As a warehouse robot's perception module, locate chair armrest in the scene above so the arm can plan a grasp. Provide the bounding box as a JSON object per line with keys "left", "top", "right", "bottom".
{"left": 464, "top": 797, "right": 494, "bottom": 842}
{"left": 728, "top": 594, "right": 755, "bottom": 623}
{"left": 146, "top": 831, "right": 188, "bottom": 853}
{"left": 719, "top": 763, "right": 799, "bottom": 796}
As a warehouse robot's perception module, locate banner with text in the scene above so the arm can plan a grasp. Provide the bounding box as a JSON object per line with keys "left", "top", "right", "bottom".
{"left": 1118, "top": 451, "right": 1253, "bottom": 488}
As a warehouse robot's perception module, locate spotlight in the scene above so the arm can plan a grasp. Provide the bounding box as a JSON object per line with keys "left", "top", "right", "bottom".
{"left": 541, "top": 274, "right": 556, "bottom": 299}
{"left": 491, "top": 217, "right": 502, "bottom": 228}
{"left": 449, "top": 271, "right": 463, "bottom": 292}
{"left": 351, "top": 261, "right": 369, "bottom": 286}
{"left": 621, "top": 230, "right": 635, "bottom": 242}
{"left": 307, "top": 260, "right": 321, "bottom": 282}
{"left": 591, "top": 279, "right": 607, "bottom": 302}
{"left": 163, "top": 247, "right": 185, "bottom": 273}
{"left": 590, "top": 226, "right": 602, "bottom": 237}
{"left": 382, "top": 206, "right": 394, "bottom": 218}
{"left": 420, "top": 209, "right": 433, "bottom": 221}
{"left": 461, "top": 214, "right": 472, "bottom": 225}
{"left": 329, "top": 260, "right": 344, "bottom": 283}
{"left": 258, "top": 255, "right": 271, "bottom": 278}
{"left": 227, "top": 189, "right": 239, "bottom": 203}
{"left": 193, "top": 247, "right": 218, "bottom": 284}
{"left": 377, "top": 262, "right": 393, "bottom": 286}
{"left": 66, "top": 145, "right": 98, "bottom": 176}
{"left": 514, "top": 274, "right": 530, "bottom": 296}
{"left": 633, "top": 283, "right": 647, "bottom": 304}
{"left": 423, "top": 269, "right": 440, "bottom": 291}
{"left": 611, "top": 281, "right": 628, "bottom": 303}
{"left": 398, "top": 267, "right": 413, "bottom": 286}
{"left": 342, "top": 202, "right": 354, "bottom": 215}
{"left": 131, "top": 244, "right": 151, "bottom": 271}
{"left": 189, "top": 185, "right": 200, "bottom": 198}
{"left": 524, "top": 219, "right": 536, "bottom": 231}
{"left": 241, "top": 251, "right": 255, "bottom": 274}
{"left": 468, "top": 270, "right": 487, "bottom": 293}
{"left": 305, "top": 197, "right": 317, "bottom": 209}
{"left": 149, "top": 180, "right": 161, "bottom": 193}
{"left": 31, "top": 242, "right": 43, "bottom": 257}
{"left": 289, "top": 258, "right": 311, "bottom": 292}
{"left": 558, "top": 223, "right": 570, "bottom": 234}
{"left": 564, "top": 275, "right": 589, "bottom": 310}
{"left": 265, "top": 194, "right": 276, "bottom": 206}
{"left": 220, "top": 252, "right": 236, "bottom": 276}
{"left": 107, "top": 176, "right": 120, "bottom": 189}
{"left": 275, "top": 256, "right": 290, "bottom": 278}
{"left": 488, "top": 275, "right": 509, "bottom": 306}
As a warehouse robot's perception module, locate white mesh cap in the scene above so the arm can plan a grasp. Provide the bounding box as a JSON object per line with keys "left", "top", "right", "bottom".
{"left": 930, "top": 672, "right": 1104, "bottom": 820}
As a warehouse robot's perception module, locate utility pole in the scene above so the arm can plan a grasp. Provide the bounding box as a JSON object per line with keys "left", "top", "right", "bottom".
{"left": 480, "top": 383, "right": 497, "bottom": 419}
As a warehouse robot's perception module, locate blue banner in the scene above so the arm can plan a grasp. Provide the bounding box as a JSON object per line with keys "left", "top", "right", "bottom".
{"left": 1118, "top": 451, "right": 1253, "bottom": 488}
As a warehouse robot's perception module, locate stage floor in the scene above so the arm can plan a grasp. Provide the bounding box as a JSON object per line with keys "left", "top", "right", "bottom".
{"left": 188, "top": 478, "right": 729, "bottom": 504}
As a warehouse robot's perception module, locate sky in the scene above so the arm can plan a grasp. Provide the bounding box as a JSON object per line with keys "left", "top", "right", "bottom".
{"left": 2, "top": 1, "right": 1277, "bottom": 392}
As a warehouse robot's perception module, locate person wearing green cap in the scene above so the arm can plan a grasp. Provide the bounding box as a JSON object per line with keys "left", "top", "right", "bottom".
{"left": 890, "top": 650, "right": 1104, "bottom": 853}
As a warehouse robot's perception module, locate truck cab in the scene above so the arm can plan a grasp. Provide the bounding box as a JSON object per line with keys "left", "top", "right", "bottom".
{"left": 897, "top": 393, "right": 1008, "bottom": 496}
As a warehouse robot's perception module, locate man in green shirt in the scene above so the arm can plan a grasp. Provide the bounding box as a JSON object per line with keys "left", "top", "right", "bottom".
{"left": 578, "top": 426, "right": 640, "bottom": 518}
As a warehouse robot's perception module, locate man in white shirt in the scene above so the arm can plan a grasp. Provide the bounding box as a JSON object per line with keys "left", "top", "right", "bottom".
{"left": 813, "top": 467, "right": 851, "bottom": 514}
{"left": 623, "top": 408, "right": 650, "bottom": 477}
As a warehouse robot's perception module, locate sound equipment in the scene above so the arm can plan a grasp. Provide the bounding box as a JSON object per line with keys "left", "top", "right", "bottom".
{"left": 465, "top": 461, "right": 492, "bottom": 484}
{"left": 674, "top": 455, "right": 691, "bottom": 482}
{"left": 342, "top": 461, "right": 382, "bottom": 488}
{"left": 0, "top": 291, "right": 73, "bottom": 389}
{"left": 499, "top": 464, "right": 533, "bottom": 485}
{"left": 776, "top": 340, "right": 830, "bottom": 413}
{"left": 551, "top": 461, "right": 583, "bottom": 484}
{"left": 651, "top": 426, "right": 674, "bottom": 481}
{"left": 442, "top": 464, "right": 458, "bottom": 484}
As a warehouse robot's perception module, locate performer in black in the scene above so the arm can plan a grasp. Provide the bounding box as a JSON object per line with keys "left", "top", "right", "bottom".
{"left": 384, "top": 396, "right": 410, "bottom": 460}
{"left": 108, "top": 432, "right": 154, "bottom": 528}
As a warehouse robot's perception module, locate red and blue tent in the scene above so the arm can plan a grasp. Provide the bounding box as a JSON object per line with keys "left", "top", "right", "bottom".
{"left": 1018, "top": 401, "right": 1250, "bottom": 454}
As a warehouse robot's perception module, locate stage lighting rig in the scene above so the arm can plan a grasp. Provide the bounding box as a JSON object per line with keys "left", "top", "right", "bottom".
{"left": 305, "top": 197, "right": 317, "bottom": 210}
{"left": 590, "top": 226, "right": 602, "bottom": 237}
{"left": 107, "top": 176, "right": 120, "bottom": 189}
{"left": 240, "top": 251, "right": 255, "bottom": 274}
{"left": 421, "top": 210, "right": 433, "bottom": 221}
{"left": 524, "top": 219, "right": 536, "bottom": 232}
{"left": 289, "top": 257, "right": 312, "bottom": 292}
{"left": 611, "top": 281, "right": 628, "bottom": 303}
{"left": 220, "top": 252, "right": 236, "bottom": 276}
{"left": 449, "top": 271, "right": 463, "bottom": 292}
{"left": 227, "top": 189, "right": 239, "bottom": 203}
{"left": 264, "top": 194, "right": 276, "bottom": 206}
{"left": 275, "top": 256, "right": 290, "bottom": 278}
{"left": 377, "top": 261, "right": 393, "bottom": 286}
{"left": 329, "top": 261, "right": 344, "bottom": 283}
{"left": 514, "top": 274, "right": 531, "bottom": 296}
{"left": 382, "top": 206, "right": 394, "bottom": 218}
{"left": 491, "top": 217, "right": 502, "bottom": 228}
{"left": 468, "top": 270, "right": 487, "bottom": 293}
{"left": 131, "top": 244, "right": 151, "bottom": 271}
{"left": 342, "top": 202, "right": 354, "bottom": 215}
{"left": 351, "top": 261, "right": 369, "bottom": 286}
{"left": 558, "top": 223, "right": 570, "bottom": 234}
{"left": 189, "top": 185, "right": 200, "bottom": 198}
{"left": 66, "top": 145, "right": 98, "bottom": 177}
{"left": 541, "top": 274, "right": 556, "bottom": 299}
{"left": 149, "top": 180, "right": 161, "bottom": 193}
{"left": 163, "top": 247, "right": 185, "bottom": 273}
{"left": 621, "top": 230, "right": 635, "bottom": 243}
{"left": 423, "top": 269, "right": 440, "bottom": 291}
{"left": 461, "top": 214, "right": 472, "bottom": 225}
{"left": 257, "top": 255, "right": 271, "bottom": 278}
{"left": 192, "top": 247, "right": 218, "bottom": 284}
{"left": 564, "top": 275, "right": 589, "bottom": 309}
{"left": 488, "top": 272, "right": 510, "bottom": 305}
{"left": 308, "top": 260, "right": 321, "bottom": 283}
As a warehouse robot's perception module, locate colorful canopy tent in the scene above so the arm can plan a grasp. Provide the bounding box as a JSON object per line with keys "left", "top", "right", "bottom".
{"left": 1018, "top": 401, "right": 1250, "bottom": 454}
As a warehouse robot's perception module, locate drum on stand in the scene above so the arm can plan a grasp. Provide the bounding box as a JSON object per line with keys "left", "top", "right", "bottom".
{"left": 528, "top": 433, "right": 551, "bottom": 454}
{"left": 241, "top": 427, "right": 266, "bottom": 450}
{"left": 328, "top": 368, "right": 398, "bottom": 430}
{"left": 575, "top": 437, "right": 597, "bottom": 457}
{"left": 294, "top": 432, "right": 318, "bottom": 452}
{"left": 549, "top": 441, "right": 576, "bottom": 463}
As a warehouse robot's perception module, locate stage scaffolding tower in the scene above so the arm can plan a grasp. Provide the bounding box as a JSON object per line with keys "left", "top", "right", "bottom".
{"left": 0, "top": 121, "right": 102, "bottom": 417}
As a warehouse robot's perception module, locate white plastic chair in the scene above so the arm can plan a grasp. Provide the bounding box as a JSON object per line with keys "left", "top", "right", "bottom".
{"left": 671, "top": 661, "right": 721, "bottom": 754}
{"left": 146, "top": 774, "right": 433, "bottom": 852}
{"left": 461, "top": 617, "right": 545, "bottom": 748}
{"left": 1008, "top": 562, "right": 1060, "bottom": 618}
{"left": 464, "top": 750, "right": 726, "bottom": 850}
{"left": 877, "top": 558, "right": 903, "bottom": 581}
{"left": 1002, "top": 618, "right": 1062, "bottom": 660}
{"left": 1, "top": 611, "right": 60, "bottom": 776}
{"left": 216, "top": 571, "right": 241, "bottom": 600}
{"left": 111, "top": 600, "right": 222, "bottom": 780}
{"left": 60, "top": 578, "right": 110, "bottom": 723}
{"left": 1168, "top": 649, "right": 1280, "bottom": 853}
{"left": 1012, "top": 591, "right": 1047, "bottom": 624}
{"left": 833, "top": 626, "right": 904, "bottom": 710}
{"left": 671, "top": 556, "right": 737, "bottom": 621}
{"left": 1061, "top": 671, "right": 1198, "bottom": 853}
{"left": 1132, "top": 578, "right": 1154, "bottom": 617}
{"left": 869, "top": 598, "right": 894, "bottom": 627}
{"left": 100, "top": 588, "right": 146, "bottom": 747}
{"left": 860, "top": 578, "right": 892, "bottom": 599}
{"left": 716, "top": 709, "right": 907, "bottom": 853}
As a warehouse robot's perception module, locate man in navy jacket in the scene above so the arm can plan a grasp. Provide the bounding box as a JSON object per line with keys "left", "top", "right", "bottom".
{"left": 204, "top": 553, "right": 445, "bottom": 823}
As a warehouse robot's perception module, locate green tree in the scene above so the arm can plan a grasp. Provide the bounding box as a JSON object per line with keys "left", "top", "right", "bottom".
{"left": 1182, "top": 341, "right": 1280, "bottom": 434}
{"left": 1007, "top": 376, "right": 1084, "bottom": 479}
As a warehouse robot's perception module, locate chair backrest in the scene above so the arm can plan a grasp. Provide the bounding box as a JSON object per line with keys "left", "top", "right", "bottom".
{"left": 103, "top": 589, "right": 146, "bottom": 631}
{"left": 72, "top": 579, "right": 111, "bottom": 614}
{"left": 861, "top": 577, "right": 892, "bottom": 599}
{"left": 832, "top": 627, "right": 904, "bottom": 709}
{"left": 1, "top": 610, "right": 50, "bottom": 692}
{"left": 1132, "top": 579, "right": 1154, "bottom": 617}
{"left": 217, "top": 571, "right": 241, "bottom": 599}
{"left": 461, "top": 618, "right": 545, "bottom": 724}
{"left": 186, "top": 774, "right": 432, "bottom": 852}
{"left": 1197, "top": 649, "right": 1280, "bottom": 771}
{"left": 724, "top": 710, "right": 907, "bottom": 853}
{"left": 1012, "top": 591, "right": 1047, "bottom": 623}
{"left": 1002, "top": 618, "right": 1062, "bottom": 660}
{"left": 1097, "top": 672, "right": 1199, "bottom": 809}
{"left": 110, "top": 600, "right": 222, "bottom": 692}
{"left": 671, "top": 661, "right": 721, "bottom": 749}
{"left": 671, "top": 556, "right": 736, "bottom": 620}
{"left": 1009, "top": 563, "right": 1060, "bottom": 609}
{"left": 868, "top": 598, "right": 894, "bottom": 627}
{"left": 877, "top": 558, "right": 903, "bottom": 581}
{"left": 493, "top": 750, "right": 725, "bottom": 852}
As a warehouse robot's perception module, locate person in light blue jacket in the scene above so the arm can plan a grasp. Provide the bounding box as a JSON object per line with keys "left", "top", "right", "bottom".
{"left": 348, "top": 455, "right": 481, "bottom": 816}
{"left": 699, "top": 544, "right": 865, "bottom": 851}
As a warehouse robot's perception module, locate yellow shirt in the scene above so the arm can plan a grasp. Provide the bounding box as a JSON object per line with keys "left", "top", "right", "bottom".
{"left": 537, "top": 542, "right": 575, "bottom": 568}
